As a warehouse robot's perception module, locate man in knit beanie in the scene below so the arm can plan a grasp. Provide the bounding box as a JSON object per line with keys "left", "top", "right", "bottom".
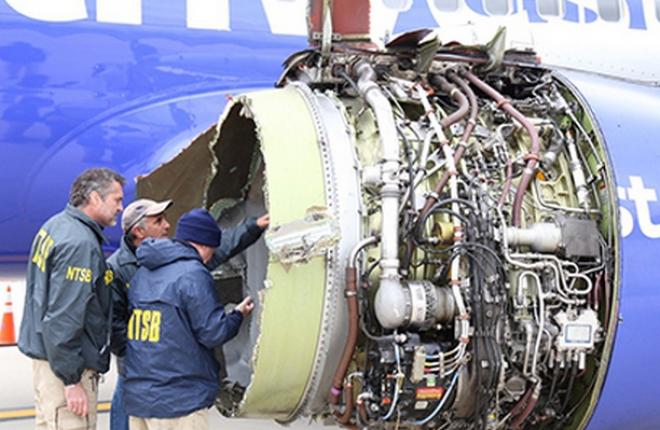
{"left": 122, "top": 208, "right": 257, "bottom": 430}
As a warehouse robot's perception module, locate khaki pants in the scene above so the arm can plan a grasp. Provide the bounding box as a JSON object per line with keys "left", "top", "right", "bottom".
{"left": 32, "top": 359, "right": 99, "bottom": 430}
{"left": 129, "top": 409, "right": 208, "bottom": 430}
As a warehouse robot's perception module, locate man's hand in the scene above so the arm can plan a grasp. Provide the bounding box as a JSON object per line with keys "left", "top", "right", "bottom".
{"left": 236, "top": 297, "right": 255, "bottom": 316}
{"left": 64, "top": 382, "right": 89, "bottom": 417}
{"left": 256, "top": 214, "right": 270, "bottom": 229}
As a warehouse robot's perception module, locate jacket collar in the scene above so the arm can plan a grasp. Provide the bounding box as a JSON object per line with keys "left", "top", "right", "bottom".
{"left": 65, "top": 204, "right": 106, "bottom": 243}
{"left": 115, "top": 235, "right": 138, "bottom": 266}
{"left": 137, "top": 238, "right": 203, "bottom": 270}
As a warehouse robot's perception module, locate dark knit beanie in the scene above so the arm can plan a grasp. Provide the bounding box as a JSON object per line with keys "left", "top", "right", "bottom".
{"left": 175, "top": 208, "right": 222, "bottom": 247}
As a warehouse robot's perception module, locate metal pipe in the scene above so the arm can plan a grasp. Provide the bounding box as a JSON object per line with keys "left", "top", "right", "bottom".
{"left": 510, "top": 252, "right": 593, "bottom": 297}
{"left": 356, "top": 394, "right": 370, "bottom": 426}
{"left": 522, "top": 320, "right": 535, "bottom": 377}
{"left": 565, "top": 108, "right": 604, "bottom": 171}
{"left": 415, "top": 85, "right": 470, "bottom": 343}
{"left": 531, "top": 180, "right": 601, "bottom": 215}
{"left": 566, "top": 130, "right": 591, "bottom": 211}
{"left": 349, "top": 236, "right": 379, "bottom": 269}
{"left": 494, "top": 206, "right": 584, "bottom": 305}
{"left": 354, "top": 62, "right": 399, "bottom": 275}
{"left": 526, "top": 271, "right": 546, "bottom": 378}
{"left": 354, "top": 61, "right": 404, "bottom": 330}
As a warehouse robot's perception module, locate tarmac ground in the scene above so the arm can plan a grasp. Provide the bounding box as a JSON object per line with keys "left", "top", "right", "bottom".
{"left": 0, "top": 346, "right": 330, "bottom": 430}
{"left": 0, "top": 411, "right": 330, "bottom": 430}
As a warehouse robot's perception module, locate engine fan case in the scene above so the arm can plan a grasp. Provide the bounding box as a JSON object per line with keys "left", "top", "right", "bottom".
{"left": 218, "top": 85, "right": 363, "bottom": 419}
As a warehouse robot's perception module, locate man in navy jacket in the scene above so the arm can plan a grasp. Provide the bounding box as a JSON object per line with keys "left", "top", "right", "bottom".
{"left": 123, "top": 208, "right": 255, "bottom": 430}
{"left": 107, "top": 200, "right": 267, "bottom": 430}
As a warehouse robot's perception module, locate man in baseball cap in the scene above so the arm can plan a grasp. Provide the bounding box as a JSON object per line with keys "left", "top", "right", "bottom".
{"left": 120, "top": 198, "right": 172, "bottom": 234}
{"left": 106, "top": 198, "right": 172, "bottom": 430}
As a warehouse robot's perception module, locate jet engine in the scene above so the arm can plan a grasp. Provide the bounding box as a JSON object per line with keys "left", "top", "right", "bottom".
{"left": 137, "top": 34, "right": 620, "bottom": 430}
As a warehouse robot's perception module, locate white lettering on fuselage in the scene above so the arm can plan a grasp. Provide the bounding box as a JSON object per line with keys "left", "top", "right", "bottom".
{"left": 187, "top": 0, "right": 230, "bottom": 31}
{"left": 4, "top": 0, "right": 652, "bottom": 34}
{"left": 6, "top": 0, "right": 87, "bottom": 22}
{"left": 618, "top": 176, "right": 660, "bottom": 238}
{"left": 4, "top": 0, "right": 276, "bottom": 32}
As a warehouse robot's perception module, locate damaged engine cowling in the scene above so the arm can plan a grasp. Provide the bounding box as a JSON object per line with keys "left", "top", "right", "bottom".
{"left": 137, "top": 39, "right": 620, "bottom": 430}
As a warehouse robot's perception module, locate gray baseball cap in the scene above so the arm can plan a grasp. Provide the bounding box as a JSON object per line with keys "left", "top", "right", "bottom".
{"left": 121, "top": 198, "right": 173, "bottom": 232}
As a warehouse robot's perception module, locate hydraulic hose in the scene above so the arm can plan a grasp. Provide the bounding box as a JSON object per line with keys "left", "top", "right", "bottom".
{"left": 509, "top": 385, "right": 533, "bottom": 418}
{"left": 330, "top": 237, "right": 378, "bottom": 416}
{"left": 419, "top": 71, "right": 478, "bottom": 221}
{"left": 511, "top": 391, "right": 539, "bottom": 430}
{"left": 356, "top": 396, "right": 370, "bottom": 425}
{"left": 463, "top": 71, "right": 540, "bottom": 227}
{"left": 429, "top": 73, "right": 470, "bottom": 128}
{"left": 329, "top": 267, "right": 359, "bottom": 406}
{"left": 334, "top": 383, "right": 354, "bottom": 425}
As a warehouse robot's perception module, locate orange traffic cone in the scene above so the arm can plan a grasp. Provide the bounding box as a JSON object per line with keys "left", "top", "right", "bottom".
{"left": 0, "top": 285, "right": 16, "bottom": 345}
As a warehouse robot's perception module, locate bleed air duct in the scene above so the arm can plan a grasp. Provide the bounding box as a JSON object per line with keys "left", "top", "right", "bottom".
{"left": 352, "top": 61, "right": 407, "bottom": 330}
{"left": 355, "top": 62, "right": 458, "bottom": 330}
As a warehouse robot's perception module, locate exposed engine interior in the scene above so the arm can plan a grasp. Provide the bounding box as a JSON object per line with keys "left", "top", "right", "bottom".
{"left": 137, "top": 33, "right": 619, "bottom": 430}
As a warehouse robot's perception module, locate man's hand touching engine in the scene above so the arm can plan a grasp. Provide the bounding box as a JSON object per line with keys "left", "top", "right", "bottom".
{"left": 236, "top": 297, "right": 255, "bottom": 317}
{"left": 256, "top": 214, "right": 270, "bottom": 229}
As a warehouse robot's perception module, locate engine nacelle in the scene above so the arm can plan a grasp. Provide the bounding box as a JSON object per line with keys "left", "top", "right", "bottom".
{"left": 137, "top": 37, "right": 620, "bottom": 430}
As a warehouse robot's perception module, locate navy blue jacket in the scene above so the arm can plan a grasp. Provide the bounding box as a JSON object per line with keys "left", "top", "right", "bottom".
{"left": 108, "top": 217, "right": 263, "bottom": 362}
{"left": 122, "top": 238, "right": 243, "bottom": 418}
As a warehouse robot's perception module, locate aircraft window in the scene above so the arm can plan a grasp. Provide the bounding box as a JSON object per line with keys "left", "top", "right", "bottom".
{"left": 597, "top": 0, "right": 621, "bottom": 21}
{"left": 537, "top": 0, "right": 563, "bottom": 16}
{"left": 483, "top": 0, "right": 511, "bottom": 15}
{"left": 382, "top": 0, "right": 413, "bottom": 10}
{"left": 433, "top": 0, "right": 459, "bottom": 12}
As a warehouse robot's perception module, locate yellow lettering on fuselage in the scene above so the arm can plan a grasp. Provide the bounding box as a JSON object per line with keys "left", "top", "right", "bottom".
{"left": 65, "top": 266, "right": 92, "bottom": 283}
{"left": 127, "top": 309, "right": 161, "bottom": 344}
